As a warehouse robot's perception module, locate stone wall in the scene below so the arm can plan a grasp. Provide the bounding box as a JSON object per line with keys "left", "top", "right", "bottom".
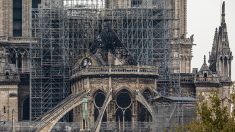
{"left": 0, "top": 85, "right": 18, "bottom": 122}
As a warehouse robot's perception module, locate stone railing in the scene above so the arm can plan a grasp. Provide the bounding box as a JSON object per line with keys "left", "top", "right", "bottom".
{"left": 179, "top": 38, "right": 193, "bottom": 44}
{"left": 180, "top": 74, "right": 194, "bottom": 84}
{"left": 17, "top": 68, "right": 30, "bottom": 74}
{"left": 0, "top": 36, "right": 37, "bottom": 44}
{"left": 72, "top": 65, "right": 158, "bottom": 79}
{"left": 0, "top": 36, "right": 7, "bottom": 42}
{"left": 0, "top": 74, "right": 20, "bottom": 83}
{"left": 170, "top": 38, "right": 194, "bottom": 45}
{"left": 195, "top": 77, "right": 220, "bottom": 83}
{"left": 220, "top": 77, "right": 232, "bottom": 82}
{"left": 8, "top": 37, "right": 37, "bottom": 44}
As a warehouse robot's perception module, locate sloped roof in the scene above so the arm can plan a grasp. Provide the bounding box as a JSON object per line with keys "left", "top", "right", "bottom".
{"left": 153, "top": 96, "right": 196, "bottom": 103}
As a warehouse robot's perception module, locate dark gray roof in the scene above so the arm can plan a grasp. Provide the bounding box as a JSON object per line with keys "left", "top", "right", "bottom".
{"left": 153, "top": 96, "right": 196, "bottom": 102}
{"left": 166, "top": 96, "right": 196, "bottom": 102}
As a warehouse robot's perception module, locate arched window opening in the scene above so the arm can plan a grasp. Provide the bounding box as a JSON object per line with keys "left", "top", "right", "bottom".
{"left": 115, "top": 108, "right": 123, "bottom": 122}
{"left": 204, "top": 73, "right": 207, "bottom": 78}
{"left": 18, "top": 54, "right": 22, "bottom": 69}
{"left": 143, "top": 89, "right": 152, "bottom": 102}
{"left": 224, "top": 57, "right": 228, "bottom": 78}
{"left": 93, "top": 90, "right": 107, "bottom": 122}
{"left": 137, "top": 103, "right": 152, "bottom": 122}
{"left": 115, "top": 89, "right": 132, "bottom": 122}
{"left": 22, "top": 96, "right": 30, "bottom": 120}
{"left": 124, "top": 109, "right": 132, "bottom": 122}
{"left": 94, "top": 91, "right": 105, "bottom": 108}
{"left": 94, "top": 109, "right": 107, "bottom": 122}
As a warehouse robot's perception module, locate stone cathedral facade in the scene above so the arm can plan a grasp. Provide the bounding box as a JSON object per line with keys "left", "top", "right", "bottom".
{"left": 0, "top": 0, "right": 233, "bottom": 127}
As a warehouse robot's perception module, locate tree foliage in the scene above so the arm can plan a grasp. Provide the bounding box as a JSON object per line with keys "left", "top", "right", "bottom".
{"left": 186, "top": 91, "right": 235, "bottom": 132}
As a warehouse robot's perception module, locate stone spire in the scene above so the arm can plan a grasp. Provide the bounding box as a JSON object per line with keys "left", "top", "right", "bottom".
{"left": 200, "top": 55, "right": 210, "bottom": 72}
{"left": 208, "top": 1, "right": 233, "bottom": 81}
{"left": 208, "top": 28, "right": 218, "bottom": 72}
{"left": 212, "top": 28, "right": 218, "bottom": 54}
{"left": 221, "top": 1, "right": 226, "bottom": 24}
{"left": 218, "top": 1, "right": 229, "bottom": 51}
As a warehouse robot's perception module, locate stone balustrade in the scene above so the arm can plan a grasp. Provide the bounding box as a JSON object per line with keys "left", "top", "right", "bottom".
{"left": 195, "top": 77, "right": 220, "bottom": 83}
{"left": 0, "top": 36, "right": 7, "bottom": 42}
{"left": 17, "top": 68, "right": 30, "bottom": 74}
{"left": 179, "top": 73, "right": 195, "bottom": 83}
{"left": 0, "top": 74, "right": 20, "bottom": 83}
{"left": 181, "top": 77, "right": 194, "bottom": 83}
{"left": 72, "top": 65, "right": 158, "bottom": 79}
{"left": 0, "top": 36, "right": 37, "bottom": 44}
{"left": 170, "top": 38, "right": 194, "bottom": 45}
{"left": 180, "top": 38, "right": 193, "bottom": 44}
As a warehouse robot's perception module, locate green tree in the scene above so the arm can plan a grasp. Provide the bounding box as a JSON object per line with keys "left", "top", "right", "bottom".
{"left": 187, "top": 91, "right": 235, "bottom": 132}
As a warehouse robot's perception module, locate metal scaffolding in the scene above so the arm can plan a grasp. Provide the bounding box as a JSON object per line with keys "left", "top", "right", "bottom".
{"left": 30, "top": 0, "right": 182, "bottom": 121}
{"left": 65, "top": 0, "right": 181, "bottom": 94}
{"left": 31, "top": 2, "right": 71, "bottom": 120}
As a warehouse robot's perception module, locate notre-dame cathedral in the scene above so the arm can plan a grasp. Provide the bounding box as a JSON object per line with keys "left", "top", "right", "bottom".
{"left": 0, "top": 0, "right": 233, "bottom": 131}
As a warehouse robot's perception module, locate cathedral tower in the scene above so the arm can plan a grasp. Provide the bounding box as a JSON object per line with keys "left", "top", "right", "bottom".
{"left": 0, "top": 0, "right": 41, "bottom": 121}
{"left": 0, "top": 0, "right": 33, "bottom": 37}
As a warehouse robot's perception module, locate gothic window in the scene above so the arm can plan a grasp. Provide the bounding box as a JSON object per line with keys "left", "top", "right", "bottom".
{"left": 81, "top": 58, "right": 92, "bottom": 67}
{"left": 13, "top": 0, "right": 22, "bottom": 36}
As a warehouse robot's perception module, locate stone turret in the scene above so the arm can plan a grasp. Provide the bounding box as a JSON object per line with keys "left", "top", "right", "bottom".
{"left": 195, "top": 56, "right": 219, "bottom": 85}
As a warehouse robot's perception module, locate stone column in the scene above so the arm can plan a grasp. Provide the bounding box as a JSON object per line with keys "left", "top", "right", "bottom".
{"left": 15, "top": 53, "right": 18, "bottom": 70}
{"left": 109, "top": 101, "right": 115, "bottom": 122}
{"left": 27, "top": 52, "right": 30, "bottom": 72}
{"left": 220, "top": 59, "right": 223, "bottom": 77}
{"left": 189, "top": 58, "right": 192, "bottom": 73}
{"left": 181, "top": 57, "right": 185, "bottom": 73}
{"left": 229, "top": 60, "right": 231, "bottom": 79}
{"left": 226, "top": 59, "right": 229, "bottom": 79}
{"left": 21, "top": 53, "right": 24, "bottom": 72}
{"left": 132, "top": 101, "right": 137, "bottom": 130}
{"left": 87, "top": 77, "right": 90, "bottom": 90}
{"left": 222, "top": 59, "right": 224, "bottom": 78}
